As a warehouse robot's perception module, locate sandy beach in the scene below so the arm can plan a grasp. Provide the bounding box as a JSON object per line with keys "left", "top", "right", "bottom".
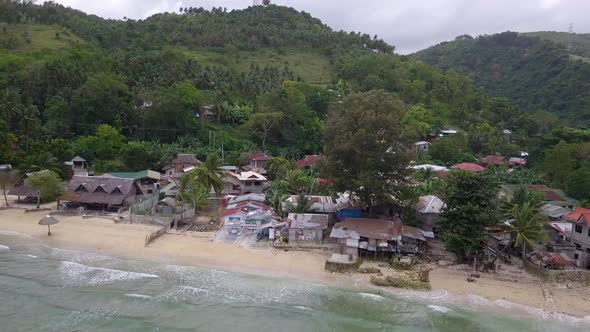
{"left": 1, "top": 205, "right": 589, "bottom": 319}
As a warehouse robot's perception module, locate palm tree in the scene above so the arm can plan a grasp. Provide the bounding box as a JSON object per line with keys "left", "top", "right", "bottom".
{"left": 284, "top": 169, "right": 308, "bottom": 194}
{"left": 192, "top": 154, "right": 224, "bottom": 196}
{"left": 504, "top": 202, "right": 547, "bottom": 259}
{"left": 285, "top": 194, "right": 317, "bottom": 214}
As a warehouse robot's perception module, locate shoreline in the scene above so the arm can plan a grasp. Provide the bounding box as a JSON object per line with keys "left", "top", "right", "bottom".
{"left": 1, "top": 207, "right": 589, "bottom": 322}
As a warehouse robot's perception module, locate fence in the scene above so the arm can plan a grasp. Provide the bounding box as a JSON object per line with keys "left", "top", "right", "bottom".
{"left": 130, "top": 206, "right": 195, "bottom": 227}
{"left": 130, "top": 195, "right": 159, "bottom": 214}
{"left": 145, "top": 225, "right": 169, "bottom": 246}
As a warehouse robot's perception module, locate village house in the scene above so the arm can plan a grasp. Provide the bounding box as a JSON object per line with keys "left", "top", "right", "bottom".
{"left": 415, "top": 195, "right": 444, "bottom": 233}
{"left": 226, "top": 200, "right": 269, "bottom": 212}
{"left": 479, "top": 155, "right": 505, "bottom": 167}
{"left": 160, "top": 181, "right": 179, "bottom": 198}
{"left": 330, "top": 218, "right": 427, "bottom": 260}
{"left": 499, "top": 185, "right": 575, "bottom": 208}
{"left": 0, "top": 164, "right": 12, "bottom": 171}
{"left": 528, "top": 251, "right": 576, "bottom": 270}
{"left": 243, "top": 152, "right": 271, "bottom": 174}
{"left": 105, "top": 170, "right": 161, "bottom": 196}
{"left": 223, "top": 171, "right": 267, "bottom": 195}
{"left": 64, "top": 156, "right": 88, "bottom": 176}
{"left": 451, "top": 162, "right": 486, "bottom": 172}
{"left": 225, "top": 193, "right": 266, "bottom": 207}
{"left": 7, "top": 170, "right": 50, "bottom": 203}
{"left": 414, "top": 141, "right": 431, "bottom": 154}
{"left": 295, "top": 155, "right": 325, "bottom": 169}
{"left": 282, "top": 194, "right": 349, "bottom": 225}
{"left": 163, "top": 154, "right": 201, "bottom": 178}
{"left": 62, "top": 176, "right": 141, "bottom": 210}
{"left": 439, "top": 129, "right": 458, "bottom": 137}
{"left": 563, "top": 207, "right": 590, "bottom": 269}
{"left": 287, "top": 213, "right": 329, "bottom": 245}
{"left": 223, "top": 208, "right": 275, "bottom": 230}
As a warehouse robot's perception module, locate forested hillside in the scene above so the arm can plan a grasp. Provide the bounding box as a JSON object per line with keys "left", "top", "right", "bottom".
{"left": 414, "top": 32, "right": 590, "bottom": 126}
{"left": 1, "top": 1, "right": 589, "bottom": 202}
{"left": 524, "top": 31, "right": 590, "bottom": 61}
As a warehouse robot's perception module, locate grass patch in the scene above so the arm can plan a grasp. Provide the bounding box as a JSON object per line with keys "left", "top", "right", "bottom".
{"left": 176, "top": 46, "right": 333, "bottom": 84}
{"left": 0, "top": 23, "right": 83, "bottom": 54}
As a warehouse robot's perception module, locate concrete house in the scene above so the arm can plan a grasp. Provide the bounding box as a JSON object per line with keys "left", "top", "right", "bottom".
{"left": 223, "top": 171, "right": 267, "bottom": 195}
{"left": 415, "top": 195, "right": 444, "bottom": 233}
{"left": 163, "top": 154, "right": 201, "bottom": 178}
{"left": 223, "top": 208, "right": 274, "bottom": 229}
{"left": 564, "top": 207, "right": 590, "bottom": 269}
{"left": 287, "top": 213, "right": 329, "bottom": 244}
{"left": 226, "top": 193, "right": 266, "bottom": 207}
{"left": 414, "top": 141, "right": 431, "bottom": 154}
{"left": 243, "top": 152, "right": 271, "bottom": 174}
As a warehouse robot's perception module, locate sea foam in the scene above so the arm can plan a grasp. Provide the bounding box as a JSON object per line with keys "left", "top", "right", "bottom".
{"left": 125, "top": 293, "right": 153, "bottom": 299}
{"left": 427, "top": 305, "right": 453, "bottom": 313}
{"left": 25, "top": 254, "right": 38, "bottom": 258}
{"left": 59, "top": 261, "right": 159, "bottom": 285}
{"left": 359, "top": 292, "right": 385, "bottom": 301}
{"left": 0, "top": 244, "right": 10, "bottom": 251}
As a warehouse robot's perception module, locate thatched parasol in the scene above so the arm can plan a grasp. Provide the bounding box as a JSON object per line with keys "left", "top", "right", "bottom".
{"left": 38, "top": 215, "right": 59, "bottom": 236}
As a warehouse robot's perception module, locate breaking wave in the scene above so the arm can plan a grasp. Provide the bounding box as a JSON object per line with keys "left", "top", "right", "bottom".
{"left": 358, "top": 292, "right": 385, "bottom": 301}
{"left": 427, "top": 305, "right": 453, "bottom": 313}
{"left": 59, "top": 261, "right": 159, "bottom": 285}
{"left": 124, "top": 293, "right": 153, "bottom": 299}
{"left": 0, "top": 244, "right": 10, "bottom": 251}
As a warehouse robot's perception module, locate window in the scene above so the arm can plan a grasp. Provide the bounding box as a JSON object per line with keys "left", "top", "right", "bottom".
{"left": 245, "top": 182, "right": 252, "bottom": 186}
{"left": 575, "top": 243, "right": 582, "bottom": 250}
{"left": 575, "top": 224, "right": 583, "bottom": 233}
{"left": 587, "top": 248, "right": 590, "bottom": 254}
{"left": 588, "top": 228, "right": 590, "bottom": 237}
{"left": 254, "top": 182, "right": 261, "bottom": 186}
{"left": 232, "top": 185, "right": 240, "bottom": 190}
{"left": 575, "top": 254, "right": 579, "bottom": 260}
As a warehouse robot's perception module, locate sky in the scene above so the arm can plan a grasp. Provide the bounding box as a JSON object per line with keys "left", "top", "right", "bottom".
{"left": 53, "top": 0, "right": 590, "bottom": 54}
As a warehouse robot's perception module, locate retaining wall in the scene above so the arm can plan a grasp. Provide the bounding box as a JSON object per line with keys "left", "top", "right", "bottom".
{"left": 524, "top": 260, "right": 590, "bottom": 284}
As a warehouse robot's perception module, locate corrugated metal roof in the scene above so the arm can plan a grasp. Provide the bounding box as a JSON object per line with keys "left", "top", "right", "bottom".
{"left": 288, "top": 213, "right": 328, "bottom": 230}
{"left": 416, "top": 195, "right": 444, "bottom": 214}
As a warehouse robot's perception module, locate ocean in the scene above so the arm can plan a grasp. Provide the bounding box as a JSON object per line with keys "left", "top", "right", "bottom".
{"left": 0, "top": 232, "right": 588, "bottom": 332}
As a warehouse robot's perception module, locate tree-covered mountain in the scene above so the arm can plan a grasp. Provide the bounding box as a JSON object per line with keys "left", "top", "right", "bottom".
{"left": 414, "top": 32, "right": 590, "bottom": 126}
{"left": 524, "top": 31, "right": 590, "bottom": 61}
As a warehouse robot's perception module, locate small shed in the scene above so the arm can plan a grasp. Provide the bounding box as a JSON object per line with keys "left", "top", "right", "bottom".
{"left": 415, "top": 195, "right": 444, "bottom": 232}
{"left": 287, "top": 213, "right": 329, "bottom": 244}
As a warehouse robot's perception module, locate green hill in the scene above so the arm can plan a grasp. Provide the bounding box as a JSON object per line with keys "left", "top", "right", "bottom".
{"left": 414, "top": 32, "right": 590, "bottom": 126}
{"left": 523, "top": 31, "right": 590, "bottom": 61}
{"left": 0, "top": 23, "right": 83, "bottom": 53}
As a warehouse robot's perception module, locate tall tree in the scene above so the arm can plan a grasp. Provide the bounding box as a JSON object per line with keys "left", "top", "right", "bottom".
{"left": 244, "top": 112, "right": 283, "bottom": 151}
{"left": 25, "top": 170, "right": 63, "bottom": 208}
{"left": 504, "top": 202, "right": 546, "bottom": 259}
{"left": 321, "top": 90, "right": 411, "bottom": 212}
{"left": 438, "top": 171, "right": 498, "bottom": 260}
{"left": 0, "top": 170, "right": 19, "bottom": 207}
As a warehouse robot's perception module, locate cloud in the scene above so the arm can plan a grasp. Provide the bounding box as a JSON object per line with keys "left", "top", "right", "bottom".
{"left": 52, "top": 0, "right": 590, "bottom": 53}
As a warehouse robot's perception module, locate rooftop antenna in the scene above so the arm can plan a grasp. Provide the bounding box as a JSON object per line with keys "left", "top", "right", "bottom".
{"left": 567, "top": 22, "right": 574, "bottom": 52}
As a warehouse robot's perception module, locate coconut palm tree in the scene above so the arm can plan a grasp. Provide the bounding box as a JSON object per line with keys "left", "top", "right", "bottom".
{"left": 192, "top": 154, "right": 224, "bottom": 196}
{"left": 284, "top": 169, "right": 308, "bottom": 194}
{"left": 285, "top": 194, "right": 317, "bottom": 214}
{"left": 504, "top": 202, "right": 547, "bottom": 259}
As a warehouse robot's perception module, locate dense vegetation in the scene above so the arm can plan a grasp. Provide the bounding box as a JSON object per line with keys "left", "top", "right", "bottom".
{"left": 0, "top": 0, "right": 589, "bottom": 207}
{"left": 414, "top": 32, "right": 590, "bottom": 126}
{"left": 524, "top": 31, "right": 590, "bottom": 60}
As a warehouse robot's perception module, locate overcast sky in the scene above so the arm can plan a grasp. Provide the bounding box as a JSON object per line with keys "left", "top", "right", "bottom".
{"left": 53, "top": 0, "right": 590, "bottom": 54}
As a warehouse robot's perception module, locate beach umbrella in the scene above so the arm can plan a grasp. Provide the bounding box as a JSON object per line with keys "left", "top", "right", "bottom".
{"left": 38, "top": 215, "right": 59, "bottom": 236}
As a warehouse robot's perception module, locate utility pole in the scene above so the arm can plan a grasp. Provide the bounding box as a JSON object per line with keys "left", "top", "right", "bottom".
{"left": 567, "top": 23, "right": 574, "bottom": 52}
{"left": 253, "top": 0, "right": 261, "bottom": 6}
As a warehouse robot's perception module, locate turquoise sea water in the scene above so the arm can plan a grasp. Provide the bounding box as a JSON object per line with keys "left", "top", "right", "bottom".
{"left": 0, "top": 232, "right": 588, "bottom": 332}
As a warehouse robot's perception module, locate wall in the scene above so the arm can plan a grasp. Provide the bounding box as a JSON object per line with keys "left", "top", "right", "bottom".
{"left": 145, "top": 225, "right": 169, "bottom": 246}
{"left": 524, "top": 260, "right": 590, "bottom": 284}
{"left": 289, "top": 228, "right": 323, "bottom": 244}
{"left": 131, "top": 214, "right": 172, "bottom": 227}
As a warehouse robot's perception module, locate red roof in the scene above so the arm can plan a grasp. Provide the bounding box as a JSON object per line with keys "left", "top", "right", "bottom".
{"left": 451, "top": 163, "right": 486, "bottom": 172}
{"left": 295, "top": 155, "right": 325, "bottom": 169}
{"left": 223, "top": 208, "right": 245, "bottom": 217}
{"left": 247, "top": 152, "right": 272, "bottom": 161}
{"left": 563, "top": 207, "right": 590, "bottom": 225}
{"left": 480, "top": 155, "right": 505, "bottom": 166}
